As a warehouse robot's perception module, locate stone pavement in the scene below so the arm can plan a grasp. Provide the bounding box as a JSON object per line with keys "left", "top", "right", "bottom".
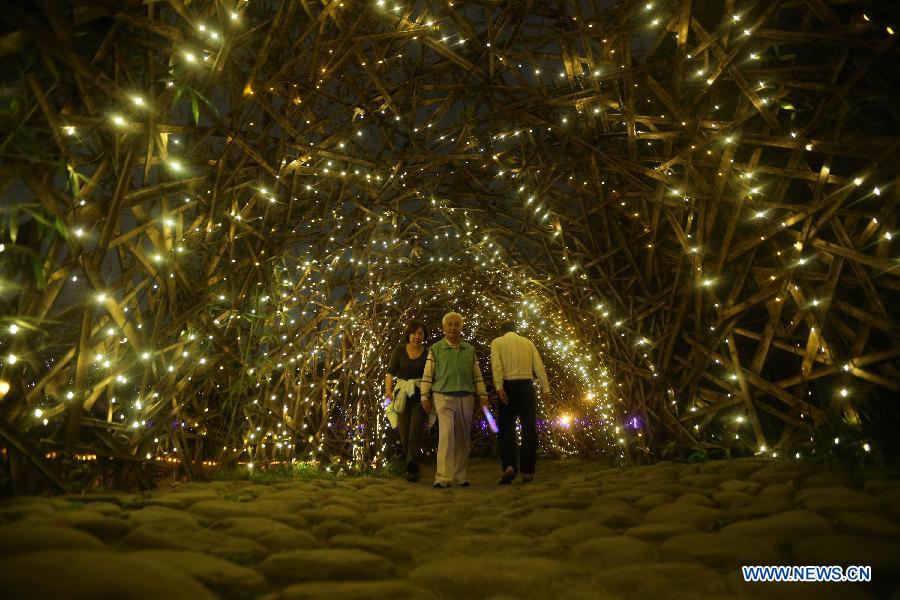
{"left": 1, "top": 458, "right": 899, "bottom": 599}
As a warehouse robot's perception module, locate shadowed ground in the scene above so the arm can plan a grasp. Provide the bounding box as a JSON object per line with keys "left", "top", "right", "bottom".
{"left": 1, "top": 458, "right": 899, "bottom": 599}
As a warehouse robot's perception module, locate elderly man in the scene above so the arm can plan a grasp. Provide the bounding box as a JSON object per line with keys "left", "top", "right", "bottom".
{"left": 420, "top": 312, "right": 489, "bottom": 488}
{"left": 490, "top": 322, "right": 550, "bottom": 484}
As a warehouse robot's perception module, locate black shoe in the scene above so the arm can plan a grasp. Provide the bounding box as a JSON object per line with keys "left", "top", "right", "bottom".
{"left": 433, "top": 482, "right": 448, "bottom": 489}
{"left": 458, "top": 481, "right": 470, "bottom": 487}
{"left": 406, "top": 471, "right": 419, "bottom": 483}
{"left": 498, "top": 471, "right": 515, "bottom": 485}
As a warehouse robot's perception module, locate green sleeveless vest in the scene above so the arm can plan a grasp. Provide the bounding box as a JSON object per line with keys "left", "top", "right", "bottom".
{"left": 429, "top": 339, "right": 476, "bottom": 394}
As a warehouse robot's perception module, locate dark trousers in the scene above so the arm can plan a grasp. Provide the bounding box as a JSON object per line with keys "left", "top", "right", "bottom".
{"left": 397, "top": 390, "right": 426, "bottom": 470}
{"left": 498, "top": 380, "right": 537, "bottom": 474}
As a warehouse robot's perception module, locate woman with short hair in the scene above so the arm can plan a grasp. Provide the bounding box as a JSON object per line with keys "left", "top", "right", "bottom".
{"left": 385, "top": 320, "right": 429, "bottom": 481}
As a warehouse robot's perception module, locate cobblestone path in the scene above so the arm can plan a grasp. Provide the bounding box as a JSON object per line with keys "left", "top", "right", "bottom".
{"left": 2, "top": 458, "right": 899, "bottom": 599}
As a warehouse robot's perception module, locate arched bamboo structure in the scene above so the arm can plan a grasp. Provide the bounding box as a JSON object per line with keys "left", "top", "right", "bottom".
{"left": 1, "top": 0, "right": 898, "bottom": 490}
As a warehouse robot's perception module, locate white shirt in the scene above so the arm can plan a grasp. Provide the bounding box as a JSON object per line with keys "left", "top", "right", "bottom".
{"left": 490, "top": 332, "right": 549, "bottom": 395}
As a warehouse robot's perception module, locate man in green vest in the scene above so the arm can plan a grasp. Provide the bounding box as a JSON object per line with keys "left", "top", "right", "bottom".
{"left": 420, "top": 312, "right": 489, "bottom": 488}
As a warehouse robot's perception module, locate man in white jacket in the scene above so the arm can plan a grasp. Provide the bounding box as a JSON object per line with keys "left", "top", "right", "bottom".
{"left": 490, "top": 322, "right": 550, "bottom": 484}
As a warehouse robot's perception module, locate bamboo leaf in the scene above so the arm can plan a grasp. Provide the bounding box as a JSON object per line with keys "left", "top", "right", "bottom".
{"left": 0, "top": 277, "right": 22, "bottom": 293}
{"left": 0, "top": 30, "right": 26, "bottom": 58}
{"left": 191, "top": 94, "right": 200, "bottom": 125}
{"left": 68, "top": 165, "right": 81, "bottom": 198}
{"left": 0, "top": 316, "right": 55, "bottom": 332}
{"left": 0, "top": 241, "right": 38, "bottom": 260}
{"left": 21, "top": 204, "right": 58, "bottom": 232}
{"left": 193, "top": 89, "right": 218, "bottom": 118}
{"left": 40, "top": 51, "right": 60, "bottom": 86}
{"left": 30, "top": 255, "right": 46, "bottom": 289}
{"left": 9, "top": 206, "right": 17, "bottom": 242}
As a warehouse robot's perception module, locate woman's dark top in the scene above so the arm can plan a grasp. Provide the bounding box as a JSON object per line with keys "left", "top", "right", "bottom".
{"left": 388, "top": 344, "right": 428, "bottom": 380}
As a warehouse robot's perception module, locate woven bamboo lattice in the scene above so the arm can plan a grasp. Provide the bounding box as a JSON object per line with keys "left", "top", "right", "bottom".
{"left": 1, "top": 0, "right": 898, "bottom": 489}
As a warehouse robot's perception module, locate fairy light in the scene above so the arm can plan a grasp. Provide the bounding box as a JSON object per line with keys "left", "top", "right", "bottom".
{"left": 1, "top": 0, "right": 889, "bottom": 477}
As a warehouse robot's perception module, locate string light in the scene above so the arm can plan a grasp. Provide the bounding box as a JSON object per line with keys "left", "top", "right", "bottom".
{"left": 0, "top": 0, "right": 888, "bottom": 476}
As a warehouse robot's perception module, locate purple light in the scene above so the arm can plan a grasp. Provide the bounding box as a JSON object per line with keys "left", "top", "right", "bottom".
{"left": 624, "top": 415, "right": 643, "bottom": 430}
{"left": 482, "top": 407, "right": 499, "bottom": 433}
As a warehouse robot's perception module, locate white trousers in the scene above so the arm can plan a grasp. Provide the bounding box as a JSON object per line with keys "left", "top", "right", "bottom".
{"left": 433, "top": 392, "right": 474, "bottom": 485}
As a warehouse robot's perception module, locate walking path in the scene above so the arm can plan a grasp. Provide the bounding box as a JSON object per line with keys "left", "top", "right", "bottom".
{"left": 2, "top": 458, "right": 899, "bottom": 599}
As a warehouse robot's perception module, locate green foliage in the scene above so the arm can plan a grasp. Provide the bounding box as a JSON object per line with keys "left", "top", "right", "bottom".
{"left": 799, "top": 403, "right": 897, "bottom": 481}
{"left": 687, "top": 447, "right": 710, "bottom": 463}
{"left": 659, "top": 439, "right": 679, "bottom": 460}
{"left": 172, "top": 82, "right": 216, "bottom": 126}
{"left": 0, "top": 315, "right": 56, "bottom": 333}
{"left": 66, "top": 164, "right": 89, "bottom": 199}
{"left": 207, "top": 456, "right": 407, "bottom": 483}
{"left": 191, "top": 94, "right": 200, "bottom": 126}
{"left": 0, "top": 203, "right": 66, "bottom": 291}
{"left": 755, "top": 387, "right": 898, "bottom": 485}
